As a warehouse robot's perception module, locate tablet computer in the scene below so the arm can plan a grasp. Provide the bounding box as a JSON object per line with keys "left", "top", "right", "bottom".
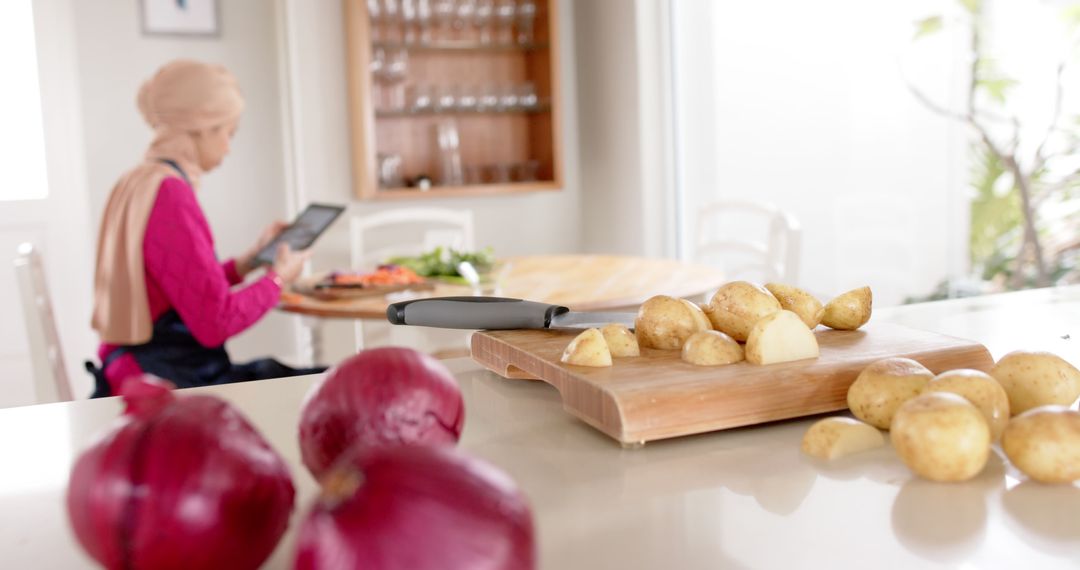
{"left": 254, "top": 203, "right": 345, "bottom": 266}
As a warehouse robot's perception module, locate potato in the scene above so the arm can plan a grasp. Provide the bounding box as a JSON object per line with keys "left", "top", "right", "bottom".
{"left": 706, "top": 281, "right": 781, "bottom": 342}
{"left": 846, "top": 357, "right": 934, "bottom": 429}
{"left": 801, "top": 417, "right": 885, "bottom": 460}
{"left": 745, "top": 310, "right": 819, "bottom": 365}
{"left": 1001, "top": 405, "right": 1080, "bottom": 484}
{"left": 989, "top": 351, "right": 1080, "bottom": 415}
{"left": 681, "top": 330, "right": 744, "bottom": 366}
{"left": 822, "top": 286, "right": 872, "bottom": 331}
{"left": 765, "top": 283, "right": 824, "bottom": 329}
{"left": 890, "top": 392, "right": 991, "bottom": 482}
{"left": 924, "top": 369, "right": 1010, "bottom": 441}
{"left": 634, "top": 295, "right": 712, "bottom": 350}
{"left": 560, "top": 328, "right": 612, "bottom": 367}
{"left": 600, "top": 324, "right": 640, "bottom": 357}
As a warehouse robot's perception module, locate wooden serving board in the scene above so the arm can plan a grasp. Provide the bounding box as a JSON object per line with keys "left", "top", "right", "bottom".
{"left": 470, "top": 323, "right": 994, "bottom": 445}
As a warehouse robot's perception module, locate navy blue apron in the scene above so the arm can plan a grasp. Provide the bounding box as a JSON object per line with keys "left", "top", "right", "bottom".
{"left": 86, "top": 159, "right": 324, "bottom": 398}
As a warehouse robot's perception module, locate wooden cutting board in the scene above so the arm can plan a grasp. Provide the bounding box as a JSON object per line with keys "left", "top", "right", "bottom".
{"left": 470, "top": 323, "right": 994, "bottom": 445}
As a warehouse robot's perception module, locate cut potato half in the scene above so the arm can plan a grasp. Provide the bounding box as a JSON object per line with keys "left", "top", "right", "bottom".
{"left": 560, "top": 328, "right": 612, "bottom": 367}
{"left": 801, "top": 417, "right": 885, "bottom": 460}
{"left": 600, "top": 324, "right": 640, "bottom": 358}
{"left": 745, "top": 310, "right": 820, "bottom": 365}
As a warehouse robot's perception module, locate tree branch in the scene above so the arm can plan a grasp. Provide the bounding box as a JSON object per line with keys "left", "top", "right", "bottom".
{"left": 1033, "top": 60, "right": 1066, "bottom": 171}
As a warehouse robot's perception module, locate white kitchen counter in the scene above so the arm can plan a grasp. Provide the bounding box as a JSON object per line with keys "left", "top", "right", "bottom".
{"left": 2, "top": 286, "right": 1078, "bottom": 569}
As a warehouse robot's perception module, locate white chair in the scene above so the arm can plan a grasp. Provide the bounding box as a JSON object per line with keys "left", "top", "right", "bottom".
{"left": 349, "top": 208, "right": 475, "bottom": 351}
{"left": 693, "top": 200, "right": 802, "bottom": 285}
{"left": 14, "top": 243, "right": 74, "bottom": 403}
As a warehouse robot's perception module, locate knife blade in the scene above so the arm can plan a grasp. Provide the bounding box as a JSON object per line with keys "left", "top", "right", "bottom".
{"left": 386, "top": 296, "right": 636, "bottom": 330}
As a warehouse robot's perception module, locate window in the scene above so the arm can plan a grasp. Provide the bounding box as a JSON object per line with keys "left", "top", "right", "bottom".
{"left": 0, "top": 0, "right": 49, "bottom": 202}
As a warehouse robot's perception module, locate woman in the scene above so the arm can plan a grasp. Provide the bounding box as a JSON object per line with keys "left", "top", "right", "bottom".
{"left": 88, "top": 59, "right": 322, "bottom": 397}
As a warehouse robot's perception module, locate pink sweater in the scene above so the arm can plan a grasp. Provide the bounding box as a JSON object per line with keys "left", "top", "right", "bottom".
{"left": 98, "top": 177, "right": 281, "bottom": 391}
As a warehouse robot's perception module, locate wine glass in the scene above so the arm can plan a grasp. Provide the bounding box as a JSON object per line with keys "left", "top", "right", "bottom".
{"left": 401, "top": 0, "right": 418, "bottom": 44}
{"left": 417, "top": 0, "right": 434, "bottom": 44}
{"left": 433, "top": 0, "right": 456, "bottom": 41}
{"left": 366, "top": 0, "right": 382, "bottom": 42}
{"left": 455, "top": 0, "right": 476, "bottom": 33}
{"left": 382, "top": 0, "right": 401, "bottom": 43}
{"left": 473, "top": 0, "right": 494, "bottom": 44}
{"left": 494, "top": 0, "right": 515, "bottom": 45}
{"left": 516, "top": 0, "right": 536, "bottom": 45}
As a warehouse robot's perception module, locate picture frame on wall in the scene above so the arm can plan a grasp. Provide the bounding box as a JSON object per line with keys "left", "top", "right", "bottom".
{"left": 140, "top": 0, "right": 220, "bottom": 37}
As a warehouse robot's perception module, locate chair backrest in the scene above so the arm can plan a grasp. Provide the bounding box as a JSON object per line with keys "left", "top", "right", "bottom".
{"left": 13, "top": 243, "right": 73, "bottom": 403}
{"left": 350, "top": 207, "right": 476, "bottom": 269}
{"left": 693, "top": 200, "right": 802, "bottom": 284}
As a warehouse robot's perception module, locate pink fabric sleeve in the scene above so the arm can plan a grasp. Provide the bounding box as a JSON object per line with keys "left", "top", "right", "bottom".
{"left": 142, "top": 178, "right": 281, "bottom": 348}
{"left": 222, "top": 258, "right": 243, "bottom": 285}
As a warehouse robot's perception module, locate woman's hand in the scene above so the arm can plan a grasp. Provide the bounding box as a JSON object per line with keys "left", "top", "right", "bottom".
{"left": 272, "top": 243, "right": 311, "bottom": 285}
{"left": 236, "top": 220, "right": 289, "bottom": 276}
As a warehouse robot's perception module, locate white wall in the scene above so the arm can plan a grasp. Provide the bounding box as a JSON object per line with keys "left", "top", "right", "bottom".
{"left": 281, "top": 0, "right": 583, "bottom": 363}
{"left": 69, "top": 0, "right": 300, "bottom": 368}
{"left": 673, "top": 0, "right": 970, "bottom": 306}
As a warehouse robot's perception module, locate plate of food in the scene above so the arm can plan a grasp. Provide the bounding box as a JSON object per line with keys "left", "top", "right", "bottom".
{"left": 385, "top": 246, "right": 496, "bottom": 286}
{"left": 293, "top": 264, "right": 434, "bottom": 301}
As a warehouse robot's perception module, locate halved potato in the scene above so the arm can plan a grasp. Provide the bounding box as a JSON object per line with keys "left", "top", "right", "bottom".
{"left": 634, "top": 295, "right": 712, "bottom": 350}
{"left": 822, "top": 286, "right": 872, "bottom": 331}
{"left": 560, "top": 328, "right": 612, "bottom": 367}
{"left": 600, "top": 324, "right": 640, "bottom": 357}
{"left": 706, "top": 281, "right": 781, "bottom": 342}
{"left": 801, "top": 417, "right": 885, "bottom": 460}
{"left": 989, "top": 351, "right": 1080, "bottom": 415}
{"left": 924, "top": 369, "right": 1010, "bottom": 441}
{"left": 745, "top": 310, "right": 820, "bottom": 365}
{"left": 765, "top": 283, "right": 824, "bottom": 329}
{"left": 1001, "top": 405, "right": 1080, "bottom": 484}
{"left": 846, "top": 357, "right": 933, "bottom": 430}
{"left": 681, "top": 330, "right": 744, "bottom": 366}
{"left": 890, "top": 392, "right": 991, "bottom": 483}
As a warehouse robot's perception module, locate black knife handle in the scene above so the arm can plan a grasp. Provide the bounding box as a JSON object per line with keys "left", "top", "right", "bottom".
{"left": 386, "top": 297, "right": 569, "bottom": 329}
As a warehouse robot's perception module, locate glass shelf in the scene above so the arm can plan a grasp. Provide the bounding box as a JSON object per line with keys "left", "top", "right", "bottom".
{"left": 371, "top": 41, "right": 549, "bottom": 53}
{"left": 375, "top": 102, "right": 551, "bottom": 118}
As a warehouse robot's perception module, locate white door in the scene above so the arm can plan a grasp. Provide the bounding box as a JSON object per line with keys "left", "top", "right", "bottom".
{"left": 0, "top": 0, "right": 96, "bottom": 407}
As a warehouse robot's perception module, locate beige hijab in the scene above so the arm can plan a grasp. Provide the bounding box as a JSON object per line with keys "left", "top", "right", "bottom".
{"left": 92, "top": 60, "right": 244, "bottom": 345}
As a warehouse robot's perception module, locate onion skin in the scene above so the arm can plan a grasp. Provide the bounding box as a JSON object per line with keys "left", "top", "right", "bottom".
{"left": 298, "top": 347, "right": 464, "bottom": 481}
{"left": 293, "top": 445, "right": 535, "bottom": 570}
{"left": 66, "top": 376, "right": 295, "bottom": 570}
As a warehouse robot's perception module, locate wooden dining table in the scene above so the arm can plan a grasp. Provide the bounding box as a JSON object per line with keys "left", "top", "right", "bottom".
{"left": 277, "top": 254, "right": 729, "bottom": 319}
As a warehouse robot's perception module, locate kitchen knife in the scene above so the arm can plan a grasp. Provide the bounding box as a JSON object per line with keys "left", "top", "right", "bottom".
{"left": 386, "top": 296, "right": 636, "bottom": 330}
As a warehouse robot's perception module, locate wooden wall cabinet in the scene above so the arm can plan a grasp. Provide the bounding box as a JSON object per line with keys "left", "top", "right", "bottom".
{"left": 344, "top": 0, "right": 563, "bottom": 200}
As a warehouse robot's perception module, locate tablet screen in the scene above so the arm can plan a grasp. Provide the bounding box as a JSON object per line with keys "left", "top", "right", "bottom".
{"left": 255, "top": 203, "right": 345, "bottom": 265}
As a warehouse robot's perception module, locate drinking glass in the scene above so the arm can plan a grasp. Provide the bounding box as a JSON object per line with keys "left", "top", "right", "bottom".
{"left": 456, "top": 85, "right": 478, "bottom": 112}
{"left": 473, "top": 0, "right": 495, "bottom": 44}
{"left": 436, "top": 119, "right": 465, "bottom": 186}
{"left": 434, "top": 84, "right": 457, "bottom": 112}
{"left": 417, "top": 0, "right": 434, "bottom": 43}
{"left": 516, "top": 0, "right": 536, "bottom": 45}
{"left": 517, "top": 81, "right": 538, "bottom": 109}
{"left": 477, "top": 84, "right": 499, "bottom": 111}
{"left": 382, "top": 0, "right": 402, "bottom": 43}
{"left": 410, "top": 84, "right": 433, "bottom": 112}
{"left": 497, "top": 83, "right": 519, "bottom": 111}
{"left": 401, "top": 0, "right": 418, "bottom": 44}
{"left": 494, "top": 0, "right": 515, "bottom": 44}
{"left": 433, "top": 0, "right": 456, "bottom": 40}
{"left": 367, "top": 0, "right": 382, "bottom": 41}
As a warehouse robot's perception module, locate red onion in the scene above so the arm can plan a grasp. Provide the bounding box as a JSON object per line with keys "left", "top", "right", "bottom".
{"left": 66, "top": 375, "right": 295, "bottom": 570}
{"left": 293, "top": 445, "right": 535, "bottom": 570}
{"left": 298, "top": 346, "right": 464, "bottom": 481}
